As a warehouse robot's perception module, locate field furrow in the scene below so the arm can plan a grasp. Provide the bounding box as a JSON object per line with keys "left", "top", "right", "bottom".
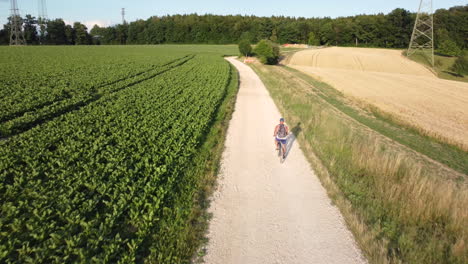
{"left": 0, "top": 46, "right": 237, "bottom": 263}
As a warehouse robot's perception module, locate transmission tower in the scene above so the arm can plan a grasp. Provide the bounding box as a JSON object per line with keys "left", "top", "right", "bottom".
{"left": 38, "top": 0, "right": 48, "bottom": 42}
{"left": 9, "top": 0, "right": 26, "bottom": 45}
{"left": 407, "top": 0, "right": 434, "bottom": 67}
{"left": 38, "top": 0, "right": 48, "bottom": 21}
{"left": 121, "top": 8, "right": 126, "bottom": 24}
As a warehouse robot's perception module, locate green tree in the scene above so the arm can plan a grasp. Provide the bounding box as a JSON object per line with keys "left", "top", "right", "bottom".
{"left": 115, "top": 24, "right": 128, "bottom": 44}
{"left": 73, "top": 22, "right": 90, "bottom": 45}
{"left": 259, "top": 19, "right": 273, "bottom": 40}
{"left": 145, "top": 18, "right": 166, "bottom": 44}
{"left": 46, "top": 19, "right": 67, "bottom": 45}
{"left": 278, "top": 23, "right": 299, "bottom": 44}
{"left": 434, "top": 6, "right": 468, "bottom": 49}
{"left": 0, "top": 29, "right": 7, "bottom": 45}
{"left": 308, "top": 32, "right": 319, "bottom": 46}
{"left": 65, "top": 25, "right": 75, "bottom": 45}
{"left": 102, "top": 27, "right": 117, "bottom": 44}
{"left": 1, "top": 7, "right": 463, "bottom": 47}
{"left": 297, "top": 21, "right": 311, "bottom": 43}
{"left": 1, "top": 18, "right": 12, "bottom": 45}
{"left": 385, "top": 8, "right": 413, "bottom": 48}
{"left": 270, "top": 28, "right": 278, "bottom": 43}
{"left": 23, "top": 15, "right": 38, "bottom": 44}
{"left": 238, "top": 39, "right": 252, "bottom": 56}
{"left": 254, "top": 39, "right": 280, "bottom": 65}
{"left": 435, "top": 28, "right": 450, "bottom": 48}
{"left": 438, "top": 39, "right": 462, "bottom": 57}
{"left": 127, "top": 19, "right": 146, "bottom": 44}
{"left": 90, "top": 24, "right": 104, "bottom": 44}
{"left": 320, "top": 22, "right": 334, "bottom": 45}
{"left": 239, "top": 31, "right": 255, "bottom": 43}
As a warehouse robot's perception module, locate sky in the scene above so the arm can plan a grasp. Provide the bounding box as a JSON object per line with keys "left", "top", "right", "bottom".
{"left": 0, "top": 0, "right": 466, "bottom": 30}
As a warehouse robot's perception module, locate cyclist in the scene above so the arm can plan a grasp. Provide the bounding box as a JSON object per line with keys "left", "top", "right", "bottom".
{"left": 273, "top": 118, "right": 289, "bottom": 159}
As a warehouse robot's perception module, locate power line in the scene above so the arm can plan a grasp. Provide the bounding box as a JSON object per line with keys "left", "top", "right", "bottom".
{"left": 407, "top": 0, "right": 434, "bottom": 67}
{"left": 38, "top": 0, "right": 48, "bottom": 43}
{"left": 38, "top": 0, "right": 47, "bottom": 20}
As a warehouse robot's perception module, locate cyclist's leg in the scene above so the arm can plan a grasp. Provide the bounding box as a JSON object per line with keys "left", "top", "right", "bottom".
{"left": 275, "top": 138, "right": 279, "bottom": 150}
{"left": 282, "top": 141, "right": 287, "bottom": 156}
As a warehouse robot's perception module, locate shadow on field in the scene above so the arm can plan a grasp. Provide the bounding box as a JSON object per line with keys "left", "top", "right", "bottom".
{"left": 285, "top": 122, "right": 302, "bottom": 159}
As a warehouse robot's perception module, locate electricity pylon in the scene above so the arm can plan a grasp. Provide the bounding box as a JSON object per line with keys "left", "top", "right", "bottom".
{"left": 38, "top": 0, "right": 48, "bottom": 43}
{"left": 38, "top": 0, "right": 48, "bottom": 21}
{"left": 121, "top": 8, "right": 126, "bottom": 24}
{"left": 407, "top": 0, "right": 434, "bottom": 67}
{"left": 9, "top": 0, "right": 26, "bottom": 45}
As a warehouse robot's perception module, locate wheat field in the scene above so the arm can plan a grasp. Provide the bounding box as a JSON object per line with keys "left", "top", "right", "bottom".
{"left": 288, "top": 47, "right": 468, "bottom": 150}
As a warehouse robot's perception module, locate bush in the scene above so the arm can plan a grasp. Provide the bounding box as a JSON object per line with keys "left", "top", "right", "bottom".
{"left": 438, "top": 39, "right": 462, "bottom": 57}
{"left": 451, "top": 54, "right": 468, "bottom": 77}
{"left": 254, "top": 39, "right": 280, "bottom": 65}
{"left": 238, "top": 39, "right": 252, "bottom": 57}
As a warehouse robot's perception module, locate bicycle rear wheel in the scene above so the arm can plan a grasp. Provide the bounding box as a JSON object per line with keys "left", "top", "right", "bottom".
{"left": 279, "top": 142, "right": 284, "bottom": 163}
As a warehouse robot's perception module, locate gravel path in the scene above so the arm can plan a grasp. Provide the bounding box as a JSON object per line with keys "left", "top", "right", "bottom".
{"left": 203, "top": 57, "right": 366, "bottom": 264}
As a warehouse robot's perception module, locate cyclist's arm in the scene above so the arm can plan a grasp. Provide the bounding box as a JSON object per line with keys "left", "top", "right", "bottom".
{"left": 273, "top": 125, "right": 278, "bottom": 136}
{"left": 286, "top": 126, "right": 290, "bottom": 135}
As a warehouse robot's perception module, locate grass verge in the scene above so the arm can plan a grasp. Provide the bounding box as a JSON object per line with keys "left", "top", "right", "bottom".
{"left": 250, "top": 62, "right": 468, "bottom": 264}
{"left": 407, "top": 51, "right": 468, "bottom": 83}
{"left": 143, "top": 62, "right": 239, "bottom": 263}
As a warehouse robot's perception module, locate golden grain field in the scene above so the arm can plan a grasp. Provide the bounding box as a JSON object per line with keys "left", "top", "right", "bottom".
{"left": 288, "top": 47, "right": 468, "bottom": 149}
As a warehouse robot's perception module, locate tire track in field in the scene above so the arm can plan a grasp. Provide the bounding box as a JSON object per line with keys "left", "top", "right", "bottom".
{"left": 0, "top": 55, "right": 195, "bottom": 139}
{"left": 354, "top": 56, "right": 365, "bottom": 71}
{"left": 0, "top": 55, "right": 193, "bottom": 124}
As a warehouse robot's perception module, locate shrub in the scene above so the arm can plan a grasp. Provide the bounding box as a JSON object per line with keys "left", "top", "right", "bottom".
{"left": 238, "top": 39, "right": 252, "bottom": 57}
{"left": 438, "top": 39, "right": 462, "bottom": 57}
{"left": 451, "top": 54, "right": 468, "bottom": 77}
{"left": 254, "top": 39, "right": 280, "bottom": 65}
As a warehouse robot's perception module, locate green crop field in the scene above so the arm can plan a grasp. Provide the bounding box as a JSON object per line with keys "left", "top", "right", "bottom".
{"left": 0, "top": 45, "right": 238, "bottom": 263}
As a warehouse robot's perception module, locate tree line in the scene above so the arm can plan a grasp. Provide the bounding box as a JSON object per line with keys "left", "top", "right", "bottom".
{"left": 0, "top": 15, "right": 92, "bottom": 45}
{"left": 0, "top": 5, "right": 466, "bottom": 50}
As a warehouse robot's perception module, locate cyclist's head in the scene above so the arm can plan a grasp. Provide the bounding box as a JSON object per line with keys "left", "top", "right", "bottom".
{"left": 280, "top": 118, "right": 284, "bottom": 123}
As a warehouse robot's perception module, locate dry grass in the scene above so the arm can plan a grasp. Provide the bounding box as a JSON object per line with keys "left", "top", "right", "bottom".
{"left": 350, "top": 135, "right": 468, "bottom": 262}
{"left": 251, "top": 62, "right": 468, "bottom": 263}
{"left": 364, "top": 103, "right": 468, "bottom": 152}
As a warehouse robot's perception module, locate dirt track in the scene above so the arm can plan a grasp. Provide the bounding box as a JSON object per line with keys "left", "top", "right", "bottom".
{"left": 288, "top": 47, "right": 468, "bottom": 149}
{"left": 203, "top": 57, "right": 366, "bottom": 264}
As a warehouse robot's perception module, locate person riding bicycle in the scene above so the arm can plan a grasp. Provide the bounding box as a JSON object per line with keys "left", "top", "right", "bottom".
{"left": 274, "top": 118, "right": 289, "bottom": 158}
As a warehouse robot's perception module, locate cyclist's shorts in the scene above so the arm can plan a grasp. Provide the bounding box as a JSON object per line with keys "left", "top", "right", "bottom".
{"left": 276, "top": 137, "right": 287, "bottom": 145}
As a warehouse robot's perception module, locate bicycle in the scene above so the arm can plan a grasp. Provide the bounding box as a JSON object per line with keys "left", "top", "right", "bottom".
{"left": 276, "top": 137, "right": 287, "bottom": 163}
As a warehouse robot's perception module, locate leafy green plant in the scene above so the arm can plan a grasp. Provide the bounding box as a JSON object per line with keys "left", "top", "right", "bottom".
{"left": 438, "top": 39, "right": 462, "bottom": 57}
{"left": 254, "top": 39, "right": 280, "bottom": 65}
{"left": 451, "top": 54, "right": 468, "bottom": 77}
{"left": 0, "top": 47, "right": 234, "bottom": 263}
